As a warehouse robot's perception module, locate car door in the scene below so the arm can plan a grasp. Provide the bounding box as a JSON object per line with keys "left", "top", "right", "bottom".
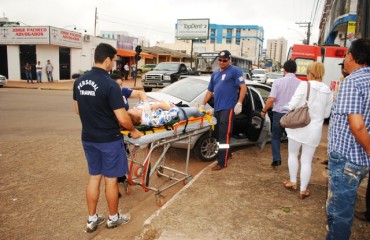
{"left": 247, "top": 85, "right": 271, "bottom": 149}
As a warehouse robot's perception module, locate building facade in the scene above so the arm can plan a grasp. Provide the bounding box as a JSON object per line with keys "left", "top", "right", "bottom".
{"left": 158, "top": 23, "right": 264, "bottom": 65}
{"left": 318, "top": 0, "right": 358, "bottom": 47}
{"left": 265, "top": 38, "right": 288, "bottom": 68}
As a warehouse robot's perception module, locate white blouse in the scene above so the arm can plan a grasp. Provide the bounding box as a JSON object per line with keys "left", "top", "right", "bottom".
{"left": 285, "top": 80, "right": 333, "bottom": 147}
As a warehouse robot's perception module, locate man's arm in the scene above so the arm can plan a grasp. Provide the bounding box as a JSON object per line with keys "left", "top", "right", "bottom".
{"left": 237, "top": 84, "right": 247, "bottom": 104}
{"left": 348, "top": 114, "right": 370, "bottom": 155}
{"left": 114, "top": 108, "right": 141, "bottom": 139}
{"left": 260, "top": 97, "right": 276, "bottom": 119}
{"left": 202, "top": 90, "right": 213, "bottom": 106}
{"left": 73, "top": 100, "right": 79, "bottom": 115}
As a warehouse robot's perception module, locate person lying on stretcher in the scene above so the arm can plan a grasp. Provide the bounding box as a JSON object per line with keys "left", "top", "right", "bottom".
{"left": 127, "top": 101, "right": 207, "bottom": 127}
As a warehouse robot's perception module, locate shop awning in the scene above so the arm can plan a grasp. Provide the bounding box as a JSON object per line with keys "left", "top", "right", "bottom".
{"left": 116, "top": 49, "right": 154, "bottom": 59}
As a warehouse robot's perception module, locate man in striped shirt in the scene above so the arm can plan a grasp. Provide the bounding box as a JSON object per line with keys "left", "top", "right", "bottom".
{"left": 326, "top": 38, "right": 370, "bottom": 240}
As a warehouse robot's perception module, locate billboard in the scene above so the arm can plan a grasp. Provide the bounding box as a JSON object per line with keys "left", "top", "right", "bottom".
{"left": 176, "top": 19, "right": 209, "bottom": 40}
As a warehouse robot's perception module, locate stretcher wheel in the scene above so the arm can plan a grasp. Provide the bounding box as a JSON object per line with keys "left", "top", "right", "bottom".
{"left": 156, "top": 166, "right": 164, "bottom": 177}
{"left": 123, "top": 180, "right": 131, "bottom": 194}
{"left": 155, "top": 194, "right": 166, "bottom": 207}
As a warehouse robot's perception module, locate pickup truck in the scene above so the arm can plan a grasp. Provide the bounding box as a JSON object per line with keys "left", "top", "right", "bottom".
{"left": 141, "top": 62, "right": 195, "bottom": 92}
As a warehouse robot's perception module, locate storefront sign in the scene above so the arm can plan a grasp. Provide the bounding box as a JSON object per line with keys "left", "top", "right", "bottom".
{"left": 0, "top": 26, "right": 49, "bottom": 44}
{"left": 49, "top": 27, "right": 82, "bottom": 48}
{"left": 0, "top": 26, "right": 82, "bottom": 48}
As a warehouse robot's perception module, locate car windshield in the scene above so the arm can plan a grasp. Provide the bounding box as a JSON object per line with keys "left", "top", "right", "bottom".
{"left": 268, "top": 73, "right": 283, "bottom": 79}
{"left": 252, "top": 69, "right": 266, "bottom": 74}
{"left": 160, "top": 77, "right": 209, "bottom": 102}
{"left": 154, "top": 63, "right": 180, "bottom": 71}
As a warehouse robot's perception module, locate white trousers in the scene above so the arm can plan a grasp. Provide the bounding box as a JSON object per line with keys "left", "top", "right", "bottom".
{"left": 287, "top": 138, "right": 317, "bottom": 191}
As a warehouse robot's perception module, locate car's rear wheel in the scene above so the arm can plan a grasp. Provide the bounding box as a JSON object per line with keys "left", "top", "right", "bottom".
{"left": 194, "top": 133, "right": 218, "bottom": 162}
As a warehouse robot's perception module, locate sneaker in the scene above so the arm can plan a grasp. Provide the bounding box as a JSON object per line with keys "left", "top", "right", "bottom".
{"left": 106, "top": 212, "right": 131, "bottom": 229}
{"left": 86, "top": 215, "right": 105, "bottom": 233}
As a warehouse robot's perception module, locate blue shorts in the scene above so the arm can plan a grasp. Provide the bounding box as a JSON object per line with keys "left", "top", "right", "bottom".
{"left": 82, "top": 139, "right": 128, "bottom": 178}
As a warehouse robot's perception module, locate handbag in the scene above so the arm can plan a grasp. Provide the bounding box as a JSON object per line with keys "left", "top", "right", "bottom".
{"left": 280, "top": 82, "right": 311, "bottom": 129}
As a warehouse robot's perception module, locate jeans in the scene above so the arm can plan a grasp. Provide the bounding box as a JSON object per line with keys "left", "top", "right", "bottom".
{"left": 326, "top": 151, "right": 369, "bottom": 240}
{"left": 25, "top": 72, "right": 32, "bottom": 83}
{"left": 47, "top": 72, "right": 53, "bottom": 82}
{"left": 271, "top": 112, "right": 285, "bottom": 161}
{"left": 37, "top": 71, "right": 42, "bottom": 82}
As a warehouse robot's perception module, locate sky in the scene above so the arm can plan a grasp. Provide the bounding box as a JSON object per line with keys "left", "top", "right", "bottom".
{"left": 1, "top": 0, "right": 325, "bottom": 48}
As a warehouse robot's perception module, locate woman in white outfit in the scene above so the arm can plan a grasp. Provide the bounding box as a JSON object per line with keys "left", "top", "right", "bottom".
{"left": 283, "top": 62, "right": 333, "bottom": 199}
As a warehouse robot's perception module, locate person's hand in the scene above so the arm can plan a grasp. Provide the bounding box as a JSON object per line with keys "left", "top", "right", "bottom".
{"left": 234, "top": 102, "right": 242, "bottom": 115}
{"left": 199, "top": 105, "right": 205, "bottom": 112}
{"left": 143, "top": 101, "right": 151, "bottom": 115}
{"left": 130, "top": 129, "right": 141, "bottom": 139}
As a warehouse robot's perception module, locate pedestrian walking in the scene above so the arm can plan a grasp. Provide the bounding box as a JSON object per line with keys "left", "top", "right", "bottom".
{"left": 282, "top": 62, "right": 333, "bottom": 199}
{"left": 260, "top": 60, "right": 301, "bottom": 167}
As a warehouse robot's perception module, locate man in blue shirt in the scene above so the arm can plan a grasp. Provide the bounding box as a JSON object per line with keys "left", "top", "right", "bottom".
{"left": 326, "top": 38, "right": 370, "bottom": 239}
{"left": 73, "top": 43, "right": 140, "bottom": 233}
{"left": 201, "top": 50, "right": 246, "bottom": 171}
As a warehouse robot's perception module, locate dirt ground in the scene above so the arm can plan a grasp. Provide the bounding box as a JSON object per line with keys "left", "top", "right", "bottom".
{"left": 0, "top": 88, "right": 369, "bottom": 240}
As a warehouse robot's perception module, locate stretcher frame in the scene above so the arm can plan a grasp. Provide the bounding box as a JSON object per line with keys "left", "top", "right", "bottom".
{"left": 122, "top": 116, "right": 214, "bottom": 206}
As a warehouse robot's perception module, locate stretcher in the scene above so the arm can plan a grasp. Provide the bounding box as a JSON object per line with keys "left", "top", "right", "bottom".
{"left": 121, "top": 114, "right": 216, "bottom": 206}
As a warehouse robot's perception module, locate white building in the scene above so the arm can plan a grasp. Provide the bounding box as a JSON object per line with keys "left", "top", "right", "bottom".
{"left": 265, "top": 38, "right": 288, "bottom": 66}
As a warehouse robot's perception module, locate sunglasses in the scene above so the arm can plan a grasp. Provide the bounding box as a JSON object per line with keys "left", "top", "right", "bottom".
{"left": 218, "top": 58, "right": 229, "bottom": 63}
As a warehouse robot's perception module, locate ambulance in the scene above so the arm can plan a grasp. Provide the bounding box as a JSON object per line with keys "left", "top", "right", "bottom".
{"left": 287, "top": 44, "right": 347, "bottom": 91}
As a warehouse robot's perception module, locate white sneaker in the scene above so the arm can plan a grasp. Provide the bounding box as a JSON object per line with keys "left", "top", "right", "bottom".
{"left": 106, "top": 212, "right": 131, "bottom": 229}
{"left": 86, "top": 214, "right": 105, "bottom": 233}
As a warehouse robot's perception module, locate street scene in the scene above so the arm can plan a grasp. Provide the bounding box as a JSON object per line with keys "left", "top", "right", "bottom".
{"left": 1, "top": 0, "right": 370, "bottom": 239}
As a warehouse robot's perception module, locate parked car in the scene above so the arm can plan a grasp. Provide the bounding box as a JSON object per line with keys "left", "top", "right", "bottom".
{"left": 266, "top": 72, "right": 284, "bottom": 85}
{"left": 136, "top": 64, "right": 157, "bottom": 75}
{"left": 146, "top": 75, "right": 272, "bottom": 161}
{"left": 141, "top": 62, "right": 196, "bottom": 92}
{"left": 251, "top": 69, "right": 268, "bottom": 84}
{"left": 0, "top": 75, "right": 7, "bottom": 88}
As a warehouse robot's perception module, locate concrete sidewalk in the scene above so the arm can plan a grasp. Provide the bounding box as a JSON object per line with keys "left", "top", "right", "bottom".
{"left": 5, "top": 78, "right": 143, "bottom": 90}
{"left": 136, "top": 144, "right": 369, "bottom": 240}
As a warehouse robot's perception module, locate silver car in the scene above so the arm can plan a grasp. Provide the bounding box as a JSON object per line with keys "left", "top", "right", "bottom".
{"left": 0, "top": 75, "right": 7, "bottom": 88}
{"left": 146, "top": 75, "right": 272, "bottom": 161}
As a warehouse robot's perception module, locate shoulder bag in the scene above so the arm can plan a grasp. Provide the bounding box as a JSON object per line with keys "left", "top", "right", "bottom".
{"left": 280, "top": 82, "right": 311, "bottom": 129}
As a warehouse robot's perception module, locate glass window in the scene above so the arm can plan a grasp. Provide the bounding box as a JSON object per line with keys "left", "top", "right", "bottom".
{"left": 227, "top": 28, "right": 233, "bottom": 34}
{"left": 226, "top": 38, "right": 232, "bottom": 44}
{"left": 160, "top": 77, "right": 209, "bottom": 102}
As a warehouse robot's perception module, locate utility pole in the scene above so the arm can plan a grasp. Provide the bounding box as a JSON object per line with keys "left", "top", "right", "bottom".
{"left": 296, "top": 21, "right": 311, "bottom": 45}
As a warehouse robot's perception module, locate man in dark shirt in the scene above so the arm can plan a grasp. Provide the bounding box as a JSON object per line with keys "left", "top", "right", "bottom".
{"left": 73, "top": 43, "right": 140, "bottom": 233}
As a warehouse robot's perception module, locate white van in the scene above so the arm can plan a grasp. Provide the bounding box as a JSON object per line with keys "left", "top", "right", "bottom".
{"left": 251, "top": 69, "right": 268, "bottom": 84}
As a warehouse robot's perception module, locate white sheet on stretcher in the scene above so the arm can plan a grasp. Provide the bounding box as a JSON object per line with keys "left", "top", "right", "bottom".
{"left": 123, "top": 116, "right": 217, "bottom": 146}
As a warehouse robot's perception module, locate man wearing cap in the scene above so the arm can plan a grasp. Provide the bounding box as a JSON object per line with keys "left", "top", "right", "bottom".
{"left": 201, "top": 50, "right": 247, "bottom": 171}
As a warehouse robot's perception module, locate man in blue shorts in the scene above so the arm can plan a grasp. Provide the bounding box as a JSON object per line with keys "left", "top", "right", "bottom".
{"left": 73, "top": 43, "right": 141, "bottom": 233}
{"left": 201, "top": 50, "right": 247, "bottom": 171}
